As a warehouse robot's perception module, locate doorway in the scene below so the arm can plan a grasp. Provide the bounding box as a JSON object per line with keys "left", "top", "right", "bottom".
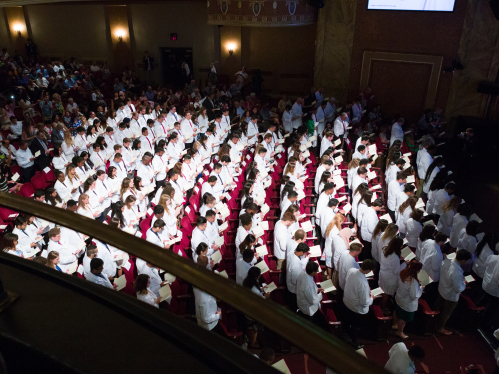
{"left": 160, "top": 47, "right": 193, "bottom": 88}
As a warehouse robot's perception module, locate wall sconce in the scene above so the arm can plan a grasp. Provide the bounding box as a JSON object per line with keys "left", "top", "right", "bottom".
{"left": 13, "top": 24, "right": 23, "bottom": 36}
{"left": 227, "top": 42, "right": 236, "bottom": 56}
{"left": 115, "top": 29, "right": 125, "bottom": 42}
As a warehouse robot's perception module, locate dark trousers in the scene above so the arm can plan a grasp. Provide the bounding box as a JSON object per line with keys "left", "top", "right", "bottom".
{"left": 435, "top": 295, "right": 458, "bottom": 330}
{"left": 481, "top": 293, "right": 499, "bottom": 333}
{"left": 185, "top": 142, "right": 194, "bottom": 150}
{"left": 423, "top": 281, "right": 440, "bottom": 306}
{"left": 297, "top": 310, "right": 329, "bottom": 331}
{"left": 387, "top": 209, "right": 396, "bottom": 224}
{"left": 286, "top": 290, "right": 298, "bottom": 313}
{"left": 343, "top": 306, "right": 368, "bottom": 343}
{"left": 21, "top": 165, "right": 36, "bottom": 183}
{"left": 359, "top": 239, "right": 372, "bottom": 261}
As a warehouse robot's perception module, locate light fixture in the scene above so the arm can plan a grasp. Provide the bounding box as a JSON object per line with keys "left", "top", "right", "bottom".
{"left": 13, "top": 24, "right": 22, "bottom": 36}
{"left": 227, "top": 42, "right": 236, "bottom": 56}
{"left": 115, "top": 29, "right": 125, "bottom": 42}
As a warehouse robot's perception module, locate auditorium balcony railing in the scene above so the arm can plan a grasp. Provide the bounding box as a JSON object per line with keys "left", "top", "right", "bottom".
{"left": 0, "top": 192, "right": 389, "bottom": 374}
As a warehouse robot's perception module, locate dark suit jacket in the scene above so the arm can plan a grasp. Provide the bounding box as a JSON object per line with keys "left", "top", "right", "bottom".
{"left": 203, "top": 98, "right": 215, "bottom": 121}
{"left": 51, "top": 130, "right": 64, "bottom": 148}
{"left": 29, "top": 138, "right": 51, "bottom": 170}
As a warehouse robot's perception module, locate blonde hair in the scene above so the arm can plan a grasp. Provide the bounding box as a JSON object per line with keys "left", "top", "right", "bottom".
{"left": 325, "top": 213, "right": 345, "bottom": 237}
{"left": 64, "top": 131, "right": 74, "bottom": 147}
{"left": 381, "top": 223, "right": 398, "bottom": 242}
{"left": 442, "top": 196, "right": 461, "bottom": 213}
{"left": 158, "top": 194, "right": 171, "bottom": 214}
{"left": 78, "top": 193, "right": 89, "bottom": 210}
{"left": 348, "top": 158, "right": 360, "bottom": 170}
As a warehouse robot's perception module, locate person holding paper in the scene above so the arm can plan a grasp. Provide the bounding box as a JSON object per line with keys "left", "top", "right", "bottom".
{"left": 387, "top": 172, "right": 406, "bottom": 222}
{"left": 396, "top": 197, "right": 417, "bottom": 238}
{"left": 449, "top": 204, "right": 471, "bottom": 249}
{"left": 319, "top": 199, "right": 340, "bottom": 237}
{"left": 192, "top": 216, "right": 218, "bottom": 258}
{"left": 82, "top": 244, "right": 98, "bottom": 277}
{"left": 385, "top": 158, "right": 406, "bottom": 188}
{"left": 360, "top": 199, "right": 383, "bottom": 260}
{"left": 235, "top": 214, "right": 254, "bottom": 259}
{"left": 456, "top": 220, "right": 480, "bottom": 261}
{"left": 286, "top": 243, "right": 310, "bottom": 312}
{"left": 94, "top": 239, "right": 118, "bottom": 280}
{"left": 134, "top": 274, "right": 161, "bottom": 308}
{"left": 1, "top": 233, "right": 25, "bottom": 258}
{"left": 236, "top": 249, "right": 256, "bottom": 285}
{"left": 352, "top": 168, "right": 368, "bottom": 198}
{"left": 393, "top": 261, "right": 424, "bottom": 339}
{"left": 371, "top": 220, "right": 389, "bottom": 263}
{"left": 320, "top": 131, "right": 334, "bottom": 158}
{"left": 333, "top": 113, "right": 348, "bottom": 138}
{"left": 331, "top": 227, "right": 352, "bottom": 286}
{"left": 338, "top": 243, "right": 363, "bottom": 296}
{"left": 315, "top": 183, "right": 336, "bottom": 237}
{"left": 282, "top": 105, "right": 293, "bottom": 133}
{"left": 416, "top": 144, "right": 435, "bottom": 197}
{"left": 472, "top": 233, "right": 496, "bottom": 293}
{"left": 193, "top": 256, "right": 223, "bottom": 334}
{"left": 209, "top": 163, "right": 227, "bottom": 201}
{"left": 86, "top": 258, "right": 118, "bottom": 289}
{"left": 47, "top": 228, "right": 81, "bottom": 273}
{"left": 274, "top": 212, "right": 295, "bottom": 271}
{"left": 390, "top": 118, "right": 405, "bottom": 147}
{"left": 146, "top": 219, "right": 171, "bottom": 249}
{"left": 180, "top": 111, "right": 197, "bottom": 149}
{"left": 406, "top": 210, "right": 424, "bottom": 251}
{"left": 437, "top": 196, "right": 461, "bottom": 236}
{"left": 280, "top": 191, "right": 298, "bottom": 219}
{"left": 432, "top": 182, "right": 455, "bottom": 222}
{"left": 343, "top": 259, "right": 376, "bottom": 348}
{"left": 352, "top": 145, "right": 369, "bottom": 161}
{"left": 242, "top": 266, "right": 271, "bottom": 348}
{"left": 422, "top": 157, "right": 445, "bottom": 197}
{"left": 16, "top": 140, "right": 36, "bottom": 182}
{"left": 379, "top": 238, "right": 405, "bottom": 313}
{"left": 385, "top": 343, "right": 425, "bottom": 374}
{"left": 13, "top": 216, "right": 39, "bottom": 252}
{"left": 435, "top": 250, "right": 472, "bottom": 335}
{"left": 296, "top": 262, "right": 326, "bottom": 327}
{"left": 394, "top": 184, "right": 416, "bottom": 223}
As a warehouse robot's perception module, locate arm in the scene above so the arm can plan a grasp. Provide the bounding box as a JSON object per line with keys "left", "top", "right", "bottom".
{"left": 198, "top": 300, "right": 220, "bottom": 324}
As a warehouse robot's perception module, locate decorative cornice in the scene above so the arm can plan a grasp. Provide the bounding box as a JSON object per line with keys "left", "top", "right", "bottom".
{"left": 207, "top": 0, "right": 316, "bottom": 27}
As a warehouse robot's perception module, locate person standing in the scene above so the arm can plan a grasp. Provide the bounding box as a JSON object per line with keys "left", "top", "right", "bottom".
{"left": 343, "top": 259, "right": 377, "bottom": 349}
{"left": 435, "top": 249, "right": 472, "bottom": 335}
{"left": 143, "top": 51, "right": 154, "bottom": 84}
{"left": 296, "top": 261, "right": 325, "bottom": 329}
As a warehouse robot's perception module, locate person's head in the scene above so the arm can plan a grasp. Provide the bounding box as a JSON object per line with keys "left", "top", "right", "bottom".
{"left": 444, "top": 182, "right": 456, "bottom": 193}
{"left": 455, "top": 249, "right": 472, "bottom": 265}
{"left": 196, "top": 216, "right": 207, "bottom": 231}
{"left": 240, "top": 212, "right": 253, "bottom": 230}
{"left": 281, "top": 211, "right": 296, "bottom": 226}
{"left": 305, "top": 261, "right": 319, "bottom": 276}
{"left": 133, "top": 274, "right": 150, "bottom": 295}
{"left": 1, "top": 233, "right": 18, "bottom": 250}
{"left": 259, "top": 347, "right": 275, "bottom": 365}
{"left": 408, "top": 345, "right": 425, "bottom": 363}
{"left": 47, "top": 251, "right": 60, "bottom": 268}
{"left": 466, "top": 220, "right": 480, "bottom": 237}
{"left": 90, "top": 258, "right": 104, "bottom": 274}
{"left": 357, "top": 167, "right": 367, "bottom": 178}
{"left": 48, "top": 227, "right": 61, "bottom": 242}
{"left": 434, "top": 232, "right": 448, "bottom": 245}
{"left": 359, "top": 259, "right": 376, "bottom": 274}
{"left": 295, "top": 243, "right": 310, "bottom": 257}
{"left": 396, "top": 171, "right": 407, "bottom": 183}
{"left": 383, "top": 237, "right": 403, "bottom": 258}
{"left": 349, "top": 243, "right": 362, "bottom": 257}
{"left": 404, "top": 183, "right": 415, "bottom": 196}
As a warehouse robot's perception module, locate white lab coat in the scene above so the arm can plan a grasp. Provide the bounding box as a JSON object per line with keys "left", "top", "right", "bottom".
{"left": 483, "top": 255, "right": 499, "bottom": 297}
{"left": 236, "top": 258, "right": 252, "bottom": 285}
{"left": 395, "top": 278, "right": 422, "bottom": 313}
{"left": 296, "top": 271, "right": 322, "bottom": 316}
{"left": 379, "top": 252, "right": 402, "bottom": 296}
{"left": 360, "top": 207, "right": 378, "bottom": 242}
{"left": 274, "top": 221, "right": 291, "bottom": 260}
{"left": 438, "top": 258, "right": 465, "bottom": 302}
{"left": 437, "top": 209, "right": 454, "bottom": 236}
{"left": 473, "top": 244, "right": 494, "bottom": 279}
{"left": 385, "top": 343, "right": 416, "bottom": 374}
{"left": 406, "top": 218, "right": 422, "bottom": 248}
{"left": 343, "top": 268, "right": 373, "bottom": 314}
{"left": 421, "top": 239, "right": 443, "bottom": 282}
{"left": 286, "top": 253, "right": 304, "bottom": 294}
{"left": 450, "top": 214, "right": 468, "bottom": 248}
{"left": 387, "top": 180, "right": 403, "bottom": 211}
{"left": 193, "top": 287, "right": 220, "bottom": 330}
{"left": 338, "top": 251, "right": 359, "bottom": 290}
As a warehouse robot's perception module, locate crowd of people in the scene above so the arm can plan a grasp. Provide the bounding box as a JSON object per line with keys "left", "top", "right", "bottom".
{"left": 0, "top": 48, "right": 497, "bottom": 374}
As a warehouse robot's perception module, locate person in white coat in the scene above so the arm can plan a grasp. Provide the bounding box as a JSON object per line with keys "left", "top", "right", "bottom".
{"left": 394, "top": 261, "right": 424, "bottom": 339}
{"left": 482, "top": 249, "right": 499, "bottom": 333}
{"left": 396, "top": 196, "right": 417, "bottom": 238}
{"left": 420, "top": 232, "right": 447, "bottom": 304}
{"left": 435, "top": 250, "right": 471, "bottom": 335}
{"left": 180, "top": 111, "right": 197, "bottom": 149}
{"left": 432, "top": 183, "right": 455, "bottom": 220}
{"left": 338, "top": 243, "right": 362, "bottom": 291}
{"left": 385, "top": 343, "right": 425, "bottom": 374}
{"left": 406, "top": 210, "right": 424, "bottom": 250}
{"left": 343, "top": 260, "right": 376, "bottom": 348}
{"left": 286, "top": 243, "right": 310, "bottom": 312}
{"left": 273, "top": 212, "right": 295, "bottom": 270}
{"left": 387, "top": 172, "right": 406, "bottom": 222}
{"left": 134, "top": 274, "right": 161, "bottom": 308}
{"left": 86, "top": 258, "right": 116, "bottom": 290}
{"left": 236, "top": 250, "right": 255, "bottom": 286}
{"left": 437, "top": 196, "right": 460, "bottom": 236}
{"left": 296, "top": 262, "right": 324, "bottom": 327}
{"left": 449, "top": 205, "right": 471, "bottom": 249}
{"left": 193, "top": 256, "right": 222, "bottom": 333}
{"left": 360, "top": 199, "right": 383, "bottom": 260}
{"left": 333, "top": 113, "right": 348, "bottom": 138}
{"left": 47, "top": 228, "right": 81, "bottom": 273}
{"left": 379, "top": 237, "right": 405, "bottom": 312}
{"left": 390, "top": 118, "right": 405, "bottom": 146}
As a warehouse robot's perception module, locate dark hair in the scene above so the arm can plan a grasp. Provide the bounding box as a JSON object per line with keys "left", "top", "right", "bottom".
{"left": 90, "top": 257, "right": 104, "bottom": 271}
{"left": 475, "top": 233, "right": 497, "bottom": 259}
{"left": 296, "top": 243, "right": 309, "bottom": 254}
{"left": 408, "top": 346, "right": 425, "bottom": 360}
{"left": 360, "top": 259, "right": 376, "bottom": 271}
{"left": 419, "top": 225, "right": 435, "bottom": 242}
{"left": 456, "top": 249, "right": 472, "bottom": 262}
{"left": 242, "top": 266, "right": 262, "bottom": 291}
{"left": 305, "top": 261, "right": 319, "bottom": 275}
{"left": 195, "top": 242, "right": 209, "bottom": 256}
{"left": 383, "top": 237, "right": 403, "bottom": 258}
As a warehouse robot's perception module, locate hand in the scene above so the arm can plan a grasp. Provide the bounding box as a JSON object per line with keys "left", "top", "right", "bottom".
{"left": 37, "top": 227, "right": 44, "bottom": 234}
{"left": 30, "top": 242, "right": 36, "bottom": 247}
{"left": 30, "top": 157, "right": 35, "bottom": 161}
{"left": 216, "top": 310, "right": 222, "bottom": 316}
{"left": 264, "top": 292, "right": 271, "bottom": 299}
{"left": 113, "top": 284, "right": 118, "bottom": 290}
{"left": 318, "top": 288, "right": 325, "bottom": 294}
{"left": 93, "top": 212, "right": 101, "bottom": 217}
{"left": 156, "top": 297, "right": 162, "bottom": 304}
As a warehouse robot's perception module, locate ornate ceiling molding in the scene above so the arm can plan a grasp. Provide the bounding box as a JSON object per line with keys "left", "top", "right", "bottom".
{"left": 207, "top": 0, "right": 316, "bottom": 27}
